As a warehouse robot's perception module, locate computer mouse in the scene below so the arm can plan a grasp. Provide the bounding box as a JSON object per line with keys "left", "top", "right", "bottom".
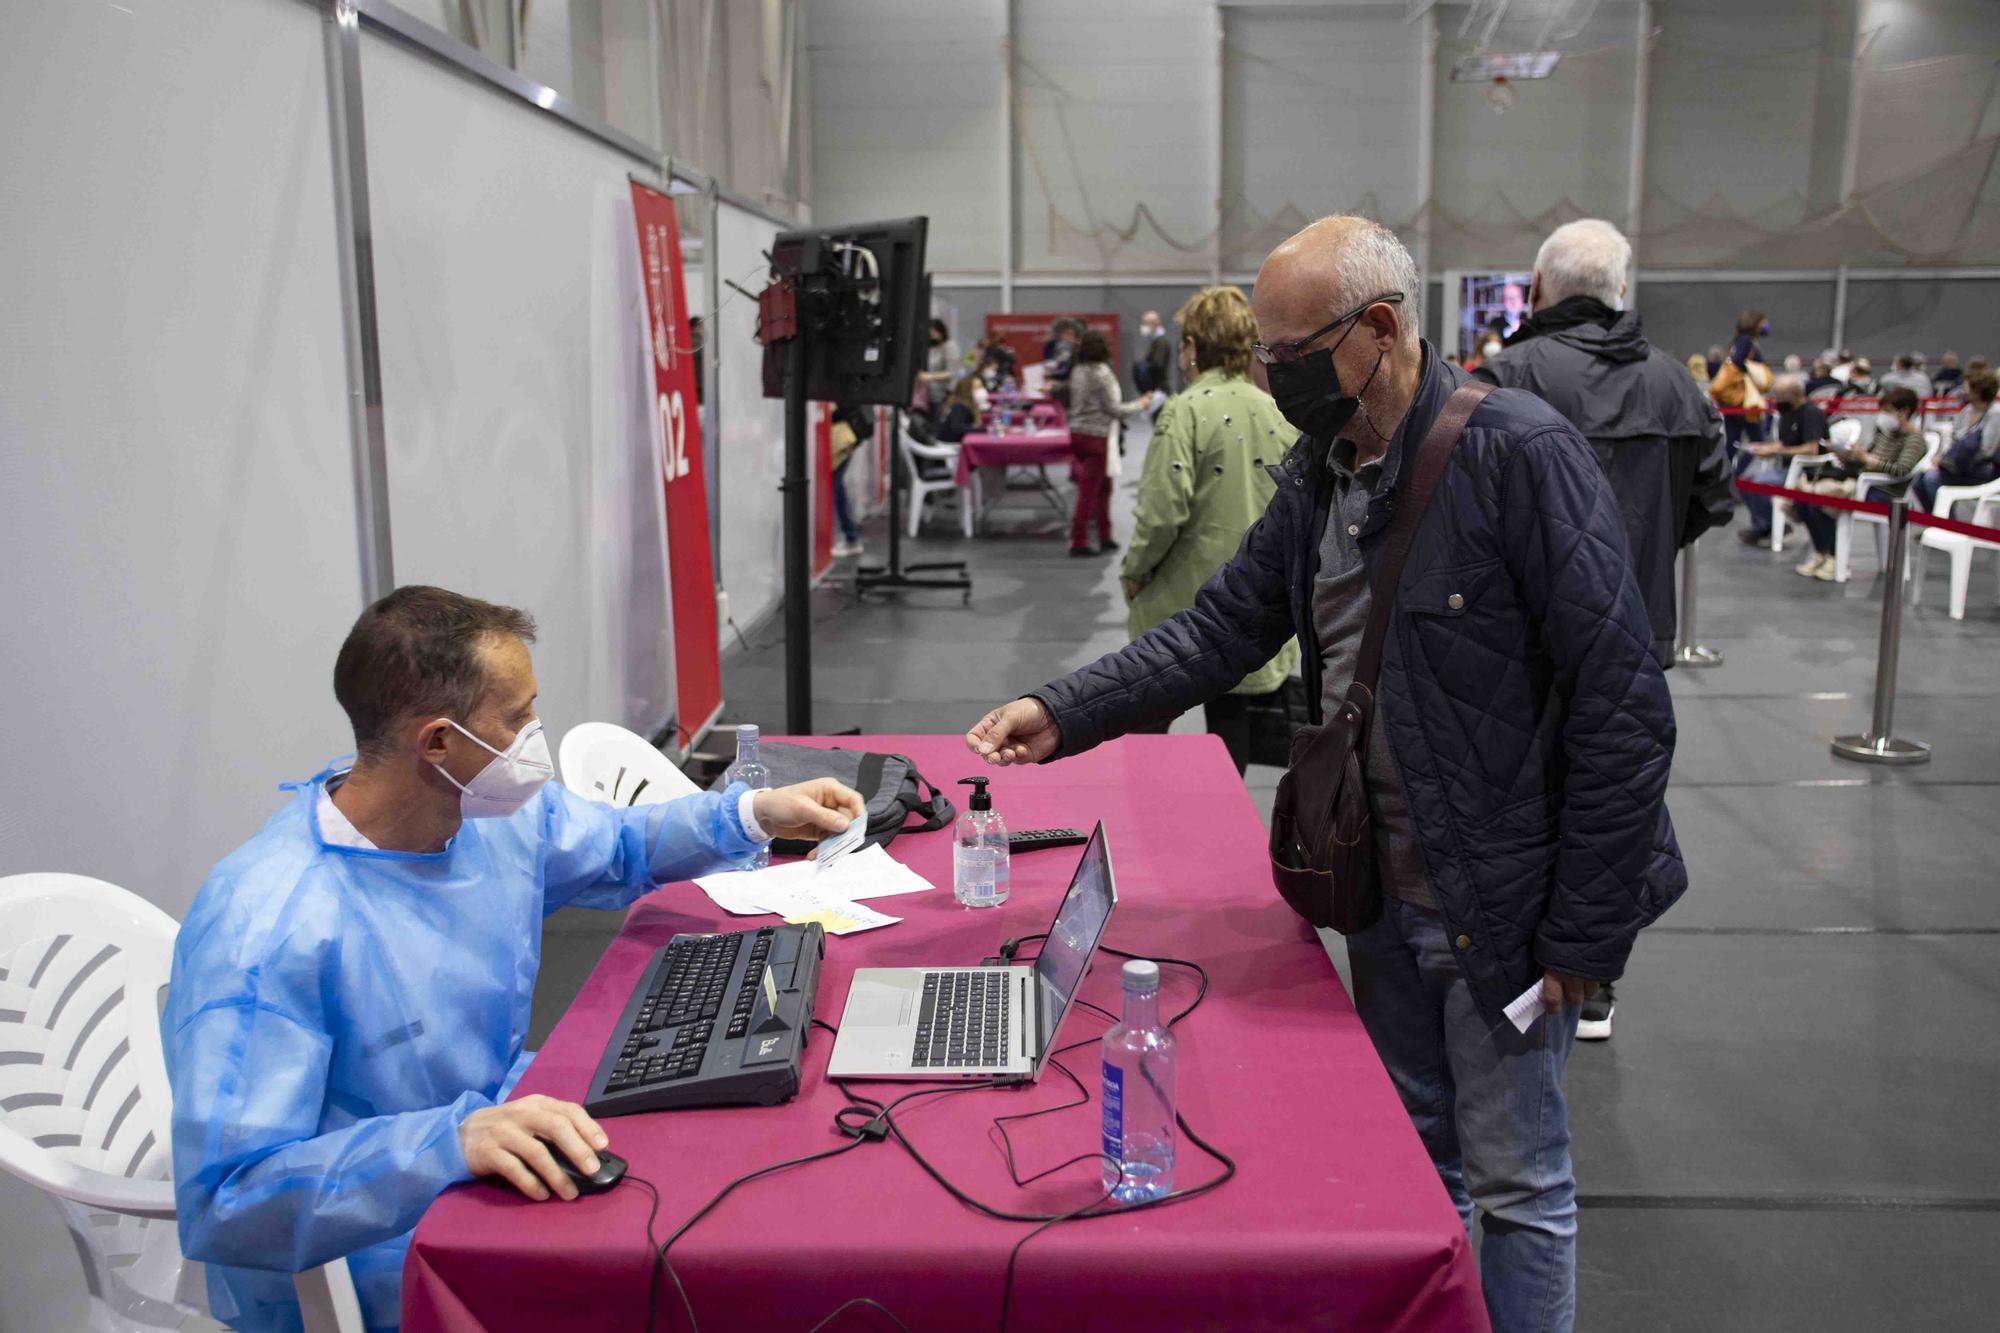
{"left": 557, "top": 1147, "right": 627, "bottom": 1195}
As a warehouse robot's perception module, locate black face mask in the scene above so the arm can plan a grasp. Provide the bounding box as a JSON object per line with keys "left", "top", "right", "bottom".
{"left": 1265, "top": 314, "right": 1384, "bottom": 443}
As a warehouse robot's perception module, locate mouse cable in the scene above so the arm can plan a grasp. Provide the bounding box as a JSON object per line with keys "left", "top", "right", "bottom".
{"left": 830, "top": 950, "right": 1235, "bottom": 1330}
{"left": 641, "top": 1018, "right": 1006, "bottom": 1333}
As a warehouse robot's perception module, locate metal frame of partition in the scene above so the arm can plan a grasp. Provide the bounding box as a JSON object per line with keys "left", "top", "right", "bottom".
{"left": 308, "top": 0, "right": 797, "bottom": 754}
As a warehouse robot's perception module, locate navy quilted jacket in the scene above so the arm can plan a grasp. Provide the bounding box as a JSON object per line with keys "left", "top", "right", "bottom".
{"left": 1032, "top": 345, "right": 1686, "bottom": 1019}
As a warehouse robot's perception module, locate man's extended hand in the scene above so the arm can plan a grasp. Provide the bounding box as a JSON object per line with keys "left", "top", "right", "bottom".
{"left": 459, "top": 1095, "right": 609, "bottom": 1202}
{"left": 965, "top": 698, "right": 1061, "bottom": 767}
{"left": 753, "top": 779, "right": 867, "bottom": 845}
{"left": 1540, "top": 968, "right": 1601, "bottom": 1014}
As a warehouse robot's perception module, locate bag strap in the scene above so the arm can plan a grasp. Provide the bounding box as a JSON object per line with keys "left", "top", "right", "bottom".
{"left": 1353, "top": 381, "right": 1493, "bottom": 691}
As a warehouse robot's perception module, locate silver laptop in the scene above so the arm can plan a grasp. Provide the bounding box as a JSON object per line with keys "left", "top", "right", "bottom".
{"left": 827, "top": 822, "right": 1116, "bottom": 1082}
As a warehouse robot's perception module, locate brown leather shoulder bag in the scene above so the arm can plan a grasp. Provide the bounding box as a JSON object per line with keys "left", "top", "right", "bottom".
{"left": 1268, "top": 381, "right": 1492, "bottom": 933}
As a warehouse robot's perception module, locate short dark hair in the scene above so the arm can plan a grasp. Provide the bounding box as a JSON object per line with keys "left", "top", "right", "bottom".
{"left": 1074, "top": 329, "right": 1111, "bottom": 364}
{"left": 1736, "top": 309, "right": 1766, "bottom": 335}
{"left": 333, "top": 586, "right": 537, "bottom": 758}
{"left": 1881, "top": 385, "right": 1920, "bottom": 415}
{"left": 1965, "top": 369, "right": 1998, "bottom": 403}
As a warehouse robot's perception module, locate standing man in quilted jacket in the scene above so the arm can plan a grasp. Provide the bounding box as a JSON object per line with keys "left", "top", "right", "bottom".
{"left": 965, "top": 217, "right": 1686, "bottom": 1333}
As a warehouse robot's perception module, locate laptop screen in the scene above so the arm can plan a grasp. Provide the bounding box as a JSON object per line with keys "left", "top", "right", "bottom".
{"left": 1031, "top": 822, "right": 1116, "bottom": 1064}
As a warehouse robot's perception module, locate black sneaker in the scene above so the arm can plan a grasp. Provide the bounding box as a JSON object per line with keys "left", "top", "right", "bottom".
{"left": 1577, "top": 981, "right": 1614, "bottom": 1041}
{"left": 1736, "top": 527, "right": 1772, "bottom": 546}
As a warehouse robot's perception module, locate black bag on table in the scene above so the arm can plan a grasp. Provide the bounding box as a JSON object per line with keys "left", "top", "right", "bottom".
{"left": 708, "top": 742, "right": 956, "bottom": 857}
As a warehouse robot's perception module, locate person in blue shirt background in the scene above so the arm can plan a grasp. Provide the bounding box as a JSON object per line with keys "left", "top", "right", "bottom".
{"left": 162, "top": 585, "right": 862, "bottom": 1332}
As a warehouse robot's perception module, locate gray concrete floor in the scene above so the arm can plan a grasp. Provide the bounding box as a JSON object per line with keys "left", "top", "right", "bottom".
{"left": 536, "top": 417, "right": 2000, "bottom": 1329}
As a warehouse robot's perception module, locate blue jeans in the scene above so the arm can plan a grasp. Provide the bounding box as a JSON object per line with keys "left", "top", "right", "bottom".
{"left": 1735, "top": 453, "right": 1786, "bottom": 534}
{"left": 832, "top": 457, "right": 860, "bottom": 543}
{"left": 1347, "top": 897, "right": 1581, "bottom": 1333}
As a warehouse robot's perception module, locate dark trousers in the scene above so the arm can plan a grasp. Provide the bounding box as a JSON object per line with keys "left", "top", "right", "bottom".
{"left": 1131, "top": 693, "right": 1257, "bottom": 776}
{"left": 1069, "top": 431, "right": 1113, "bottom": 550}
{"left": 832, "top": 457, "right": 860, "bottom": 543}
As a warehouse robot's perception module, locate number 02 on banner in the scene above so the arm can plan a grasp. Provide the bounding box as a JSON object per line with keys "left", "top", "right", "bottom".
{"left": 660, "top": 390, "right": 690, "bottom": 482}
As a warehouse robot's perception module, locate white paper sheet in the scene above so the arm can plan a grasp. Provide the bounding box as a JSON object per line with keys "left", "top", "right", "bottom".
{"left": 693, "top": 844, "right": 934, "bottom": 918}
{"left": 1503, "top": 981, "right": 1547, "bottom": 1034}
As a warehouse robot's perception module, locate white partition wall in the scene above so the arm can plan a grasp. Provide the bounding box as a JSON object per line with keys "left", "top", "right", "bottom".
{"left": 0, "top": 0, "right": 361, "bottom": 921}
{"left": 361, "top": 30, "right": 678, "bottom": 748}
{"left": 712, "top": 200, "right": 790, "bottom": 634}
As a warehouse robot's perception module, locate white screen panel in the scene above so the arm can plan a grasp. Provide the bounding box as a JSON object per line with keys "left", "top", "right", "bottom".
{"left": 0, "top": 0, "right": 359, "bottom": 919}
{"left": 713, "top": 201, "right": 789, "bottom": 634}
{"left": 363, "top": 33, "right": 676, "bottom": 746}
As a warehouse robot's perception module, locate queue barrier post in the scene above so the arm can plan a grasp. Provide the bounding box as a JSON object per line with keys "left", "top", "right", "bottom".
{"left": 1672, "top": 541, "right": 1723, "bottom": 668}
{"left": 1831, "top": 493, "right": 1930, "bottom": 765}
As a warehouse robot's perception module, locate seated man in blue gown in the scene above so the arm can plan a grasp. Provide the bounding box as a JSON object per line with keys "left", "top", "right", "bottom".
{"left": 163, "top": 585, "right": 862, "bottom": 1332}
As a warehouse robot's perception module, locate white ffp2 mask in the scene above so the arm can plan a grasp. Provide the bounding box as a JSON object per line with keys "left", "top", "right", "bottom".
{"left": 439, "top": 718, "right": 552, "bottom": 818}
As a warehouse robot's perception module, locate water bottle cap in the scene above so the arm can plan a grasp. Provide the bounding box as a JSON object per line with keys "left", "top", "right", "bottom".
{"left": 737, "top": 724, "right": 759, "bottom": 741}
{"left": 1121, "top": 959, "right": 1160, "bottom": 991}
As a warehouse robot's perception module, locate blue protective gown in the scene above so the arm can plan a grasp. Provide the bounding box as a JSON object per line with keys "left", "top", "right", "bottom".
{"left": 162, "top": 764, "right": 760, "bottom": 1332}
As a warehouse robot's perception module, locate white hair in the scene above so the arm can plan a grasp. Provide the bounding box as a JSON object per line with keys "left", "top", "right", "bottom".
{"left": 1533, "top": 218, "right": 1631, "bottom": 308}
{"left": 1324, "top": 218, "right": 1422, "bottom": 346}
{"left": 1773, "top": 372, "right": 1807, "bottom": 398}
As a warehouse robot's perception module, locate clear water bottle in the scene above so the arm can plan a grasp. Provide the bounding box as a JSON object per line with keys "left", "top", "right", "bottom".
{"left": 727, "top": 724, "right": 771, "bottom": 870}
{"left": 951, "top": 777, "right": 1009, "bottom": 907}
{"left": 1101, "top": 959, "right": 1175, "bottom": 1203}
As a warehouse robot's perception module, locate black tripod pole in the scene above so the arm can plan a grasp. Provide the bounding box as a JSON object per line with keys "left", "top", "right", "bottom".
{"left": 782, "top": 334, "right": 812, "bottom": 734}
{"left": 855, "top": 408, "right": 973, "bottom": 602}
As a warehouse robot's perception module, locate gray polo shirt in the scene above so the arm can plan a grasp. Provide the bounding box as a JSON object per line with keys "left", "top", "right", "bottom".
{"left": 1312, "top": 435, "right": 1436, "bottom": 911}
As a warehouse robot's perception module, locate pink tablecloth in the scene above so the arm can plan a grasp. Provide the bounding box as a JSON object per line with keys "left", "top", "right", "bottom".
{"left": 953, "top": 428, "right": 1073, "bottom": 485}
{"left": 403, "top": 735, "right": 1487, "bottom": 1333}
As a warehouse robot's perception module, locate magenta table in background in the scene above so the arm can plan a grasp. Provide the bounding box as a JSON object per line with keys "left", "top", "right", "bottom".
{"left": 403, "top": 735, "right": 1488, "bottom": 1333}
{"left": 952, "top": 427, "right": 1073, "bottom": 486}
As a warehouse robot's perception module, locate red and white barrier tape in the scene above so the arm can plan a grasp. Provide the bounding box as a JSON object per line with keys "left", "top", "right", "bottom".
{"left": 1732, "top": 479, "right": 2000, "bottom": 543}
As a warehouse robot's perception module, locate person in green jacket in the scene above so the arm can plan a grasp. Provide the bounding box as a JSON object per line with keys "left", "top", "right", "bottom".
{"left": 1121, "top": 285, "right": 1301, "bottom": 774}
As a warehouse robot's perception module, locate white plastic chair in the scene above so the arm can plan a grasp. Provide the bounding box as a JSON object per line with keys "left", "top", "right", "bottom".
{"left": 1910, "top": 476, "right": 2000, "bottom": 620}
{"left": 558, "top": 721, "right": 700, "bottom": 807}
{"left": 1834, "top": 429, "right": 1942, "bottom": 583}
{"left": 900, "top": 420, "right": 964, "bottom": 538}
{"left": 0, "top": 872, "right": 361, "bottom": 1333}
{"left": 1769, "top": 418, "right": 1860, "bottom": 552}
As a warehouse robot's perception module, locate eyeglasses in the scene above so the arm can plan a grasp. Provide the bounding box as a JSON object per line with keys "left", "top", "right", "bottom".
{"left": 1252, "top": 292, "right": 1405, "bottom": 366}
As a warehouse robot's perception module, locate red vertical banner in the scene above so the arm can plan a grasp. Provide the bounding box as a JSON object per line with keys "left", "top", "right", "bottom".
{"left": 813, "top": 404, "right": 834, "bottom": 577}
{"left": 630, "top": 181, "right": 722, "bottom": 747}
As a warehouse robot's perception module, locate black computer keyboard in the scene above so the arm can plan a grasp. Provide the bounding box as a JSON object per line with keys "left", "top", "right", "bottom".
{"left": 911, "top": 969, "right": 1010, "bottom": 1069}
{"left": 585, "top": 924, "right": 823, "bottom": 1115}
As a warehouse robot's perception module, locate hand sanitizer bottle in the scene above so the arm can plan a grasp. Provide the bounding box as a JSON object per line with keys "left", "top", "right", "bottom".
{"left": 952, "top": 777, "right": 1009, "bottom": 907}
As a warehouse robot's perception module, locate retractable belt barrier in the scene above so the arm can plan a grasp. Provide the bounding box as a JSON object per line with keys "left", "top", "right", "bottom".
{"left": 1726, "top": 481, "right": 2000, "bottom": 766}
{"left": 1716, "top": 395, "right": 1964, "bottom": 420}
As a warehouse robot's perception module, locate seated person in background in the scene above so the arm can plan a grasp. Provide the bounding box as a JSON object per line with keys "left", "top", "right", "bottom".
{"left": 1684, "top": 351, "right": 1710, "bottom": 383}
{"left": 1794, "top": 386, "right": 1929, "bottom": 580}
{"left": 1931, "top": 351, "right": 1963, "bottom": 397}
{"left": 1121, "top": 285, "right": 1300, "bottom": 774}
{"left": 933, "top": 372, "right": 987, "bottom": 443}
{"left": 1782, "top": 353, "right": 1804, "bottom": 374}
{"left": 1740, "top": 374, "right": 1828, "bottom": 548}
{"left": 1846, "top": 357, "right": 1877, "bottom": 395}
{"left": 1912, "top": 368, "right": 2000, "bottom": 514}
{"left": 1804, "top": 356, "right": 1842, "bottom": 399}
{"left": 1878, "top": 353, "right": 1932, "bottom": 398}
{"left": 164, "top": 586, "right": 863, "bottom": 1332}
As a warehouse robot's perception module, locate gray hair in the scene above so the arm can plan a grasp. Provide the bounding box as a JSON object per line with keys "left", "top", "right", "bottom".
{"left": 1324, "top": 218, "right": 1422, "bottom": 346}
{"left": 1773, "top": 372, "right": 1807, "bottom": 398}
{"left": 1532, "top": 218, "right": 1631, "bottom": 308}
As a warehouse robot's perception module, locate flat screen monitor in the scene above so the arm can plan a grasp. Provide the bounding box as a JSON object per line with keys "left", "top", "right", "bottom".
{"left": 764, "top": 216, "right": 929, "bottom": 406}
{"left": 1459, "top": 271, "right": 1533, "bottom": 357}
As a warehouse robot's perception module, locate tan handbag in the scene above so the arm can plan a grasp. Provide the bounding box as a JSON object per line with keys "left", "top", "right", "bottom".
{"left": 1267, "top": 382, "right": 1492, "bottom": 933}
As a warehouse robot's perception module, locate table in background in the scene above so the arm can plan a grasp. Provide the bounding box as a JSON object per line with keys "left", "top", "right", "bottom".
{"left": 403, "top": 735, "right": 1487, "bottom": 1333}
{"left": 954, "top": 427, "right": 1074, "bottom": 536}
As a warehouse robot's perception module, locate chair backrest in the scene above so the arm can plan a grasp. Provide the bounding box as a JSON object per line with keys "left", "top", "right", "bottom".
{"left": 901, "top": 420, "right": 959, "bottom": 462}
{"left": 1920, "top": 429, "right": 1943, "bottom": 468}
{"left": 1829, "top": 417, "right": 1864, "bottom": 449}
{"left": 557, "top": 722, "right": 699, "bottom": 808}
{"left": 1, "top": 873, "right": 193, "bottom": 1322}
{"left": 0, "top": 874, "right": 176, "bottom": 1186}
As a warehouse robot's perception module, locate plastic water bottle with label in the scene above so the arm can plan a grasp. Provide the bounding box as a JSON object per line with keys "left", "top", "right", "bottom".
{"left": 1101, "top": 959, "right": 1176, "bottom": 1203}
{"left": 726, "top": 724, "right": 771, "bottom": 870}
{"left": 951, "top": 777, "right": 1009, "bottom": 907}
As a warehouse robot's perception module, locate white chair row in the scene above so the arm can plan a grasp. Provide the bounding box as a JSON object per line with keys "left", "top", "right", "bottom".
{"left": 1910, "top": 475, "right": 2000, "bottom": 620}
{"left": 0, "top": 726, "right": 693, "bottom": 1331}
{"left": 1768, "top": 423, "right": 1946, "bottom": 584}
